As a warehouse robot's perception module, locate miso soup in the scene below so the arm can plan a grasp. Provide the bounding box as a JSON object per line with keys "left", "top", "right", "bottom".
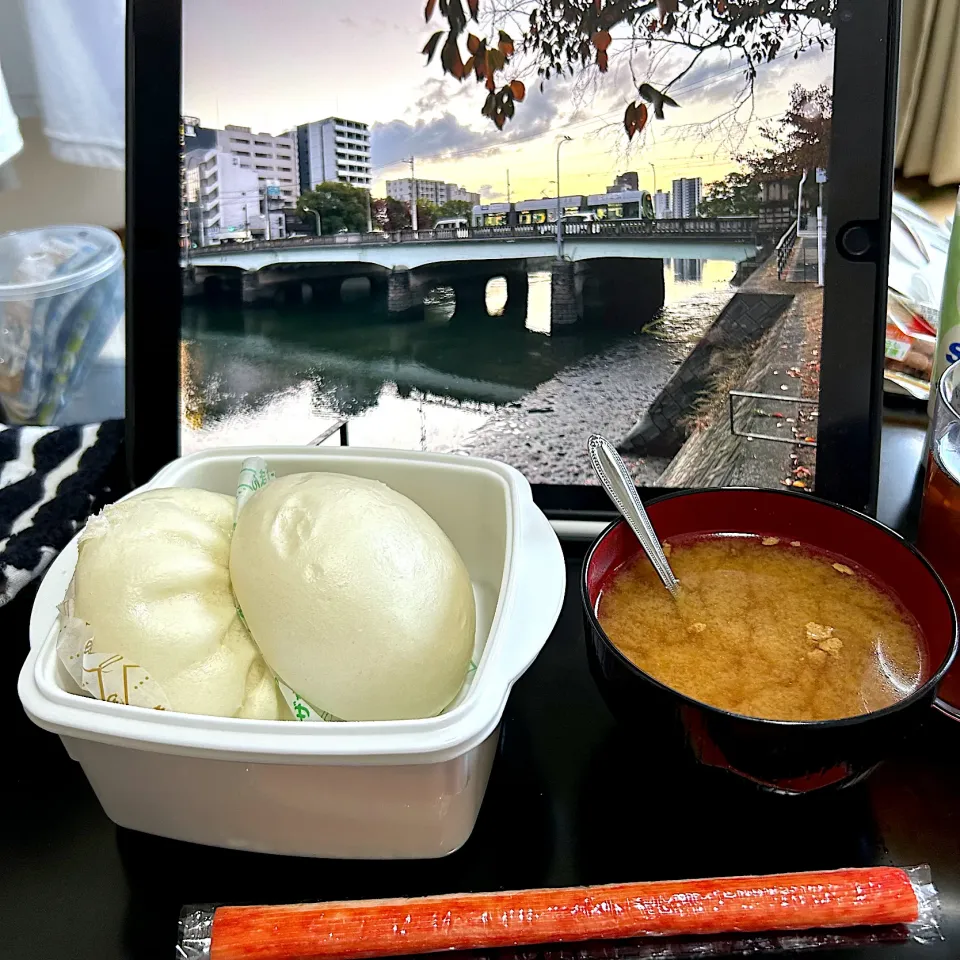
{"left": 597, "top": 534, "right": 925, "bottom": 721}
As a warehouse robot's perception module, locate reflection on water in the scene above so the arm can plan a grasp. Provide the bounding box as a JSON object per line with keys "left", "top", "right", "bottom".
{"left": 180, "top": 260, "right": 736, "bottom": 455}
{"left": 664, "top": 257, "right": 734, "bottom": 296}
{"left": 672, "top": 258, "right": 702, "bottom": 283}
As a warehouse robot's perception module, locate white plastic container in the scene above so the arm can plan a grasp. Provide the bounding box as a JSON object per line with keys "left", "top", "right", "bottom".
{"left": 19, "top": 447, "right": 565, "bottom": 859}
{"left": 0, "top": 224, "right": 124, "bottom": 424}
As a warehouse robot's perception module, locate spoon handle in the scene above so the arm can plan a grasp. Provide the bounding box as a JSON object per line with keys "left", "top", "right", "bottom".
{"left": 588, "top": 435, "right": 681, "bottom": 598}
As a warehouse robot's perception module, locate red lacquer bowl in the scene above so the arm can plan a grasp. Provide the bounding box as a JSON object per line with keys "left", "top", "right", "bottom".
{"left": 582, "top": 488, "right": 958, "bottom": 794}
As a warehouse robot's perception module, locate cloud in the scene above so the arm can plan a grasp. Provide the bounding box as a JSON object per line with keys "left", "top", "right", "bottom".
{"left": 512, "top": 83, "right": 562, "bottom": 137}
{"left": 373, "top": 79, "right": 567, "bottom": 173}
{"left": 479, "top": 184, "right": 505, "bottom": 200}
{"left": 666, "top": 33, "right": 834, "bottom": 114}
{"left": 371, "top": 112, "right": 493, "bottom": 170}
{"left": 762, "top": 38, "right": 833, "bottom": 84}
{"left": 414, "top": 78, "right": 473, "bottom": 115}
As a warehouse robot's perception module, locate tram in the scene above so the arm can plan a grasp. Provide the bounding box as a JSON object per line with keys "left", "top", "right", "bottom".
{"left": 471, "top": 190, "right": 655, "bottom": 227}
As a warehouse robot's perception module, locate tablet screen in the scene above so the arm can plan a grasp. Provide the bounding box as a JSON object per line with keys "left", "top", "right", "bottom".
{"left": 180, "top": 1, "right": 838, "bottom": 495}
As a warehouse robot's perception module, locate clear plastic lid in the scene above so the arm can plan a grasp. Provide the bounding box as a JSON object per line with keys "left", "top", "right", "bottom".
{"left": 0, "top": 224, "right": 123, "bottom": 301}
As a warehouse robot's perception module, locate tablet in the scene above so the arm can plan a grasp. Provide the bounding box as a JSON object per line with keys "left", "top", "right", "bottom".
{"left": 127, "top": 0, "right": 899, "bottom": 517}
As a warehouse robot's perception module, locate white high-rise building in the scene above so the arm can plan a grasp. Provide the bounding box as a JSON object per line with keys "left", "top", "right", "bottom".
{"left": 215, "top": 125, "right": 299, "bottom": 209}
{"left": 296, "top": 117, "right": 371, "bottom": 189}
{"left": 185, "top": 149, "right": 265, "bottom": 244}
{"left": 671, "top": 177, "right": 702, "bottom": 219}
{"left": 386, "top": 179, "right": 480, "bottom": 206}
{"left": 654, "top": 190, "right": 672, "bottom": 219}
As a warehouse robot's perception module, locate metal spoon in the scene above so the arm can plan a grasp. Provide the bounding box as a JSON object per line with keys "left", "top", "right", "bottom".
{"left": 588, "top": 434, "right": 681, "bottom": 598}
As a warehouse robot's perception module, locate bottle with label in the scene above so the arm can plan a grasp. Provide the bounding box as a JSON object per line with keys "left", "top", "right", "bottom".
{"left": 929, "top": 188, "right": 960, "bottom": 416}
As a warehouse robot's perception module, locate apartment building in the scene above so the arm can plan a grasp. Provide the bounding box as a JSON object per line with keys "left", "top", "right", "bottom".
{"left": 385, "top": 178, "right": 480, "bottom": 206}
{"left": 215, "top": 124, "right": 299, "bottom": 210}
{"left": 671, "top": 177, "right": 703, "bottom": 219}
{"left": 185, "top": 149, "right": 264, "bottom": 243}
{"left": 654, "top": 189, "right": 672, "bottom": 219}
{"left": 296, "top": 117, "right": 371, "bottom": 189}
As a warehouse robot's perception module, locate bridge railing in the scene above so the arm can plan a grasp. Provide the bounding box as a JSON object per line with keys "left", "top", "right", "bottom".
{"left": 190, "top": 216, "right": 759, "bottom": 254}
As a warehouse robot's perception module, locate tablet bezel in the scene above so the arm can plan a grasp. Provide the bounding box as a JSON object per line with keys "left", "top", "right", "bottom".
{"left": 127, "top": 0, "right": 899, "bottom": 517}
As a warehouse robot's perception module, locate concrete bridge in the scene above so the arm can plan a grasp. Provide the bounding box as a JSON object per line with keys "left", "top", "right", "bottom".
{"left": 183, "top": 217, "right": 758, "bottom": 328}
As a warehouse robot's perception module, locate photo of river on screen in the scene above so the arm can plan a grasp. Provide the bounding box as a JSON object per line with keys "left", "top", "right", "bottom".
{"left": 179, "top": 0, "right": 835, "bottom": 491}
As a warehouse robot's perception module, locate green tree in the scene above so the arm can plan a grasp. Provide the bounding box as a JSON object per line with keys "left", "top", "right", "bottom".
{"left": 423, "top": 1, "right": 834, "bottom": 135}
{"left": 437, "top": 199, "right": 472, "bottom": 219}
{"left": 693, "top": 85, "right": 830, "bottom": 220}
{"left": 299, "top": 181, "right": 369, "bottom": 235}
{"left": 697, "top": 171, "right": 761, "bottom": 218}
{"left": 372, "top": 197, "right": 412, "bottom": 231}
{"left": 417, "top": 199, "right": 440, "bottom": 228}
{"left": 739, "top": 83, "right": 832, "bottom": 181}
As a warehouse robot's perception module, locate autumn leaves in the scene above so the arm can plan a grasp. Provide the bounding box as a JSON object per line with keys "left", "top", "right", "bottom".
{"left": 422, "top": 1, "right": 525, "bottom": 130}
{"left": 422, "top": 0, "right": 680, "bottom": 136}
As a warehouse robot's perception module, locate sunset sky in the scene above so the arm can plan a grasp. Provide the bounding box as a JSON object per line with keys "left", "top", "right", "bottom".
{"left": 182, "top": 0, "right": 835, "bottom": 203}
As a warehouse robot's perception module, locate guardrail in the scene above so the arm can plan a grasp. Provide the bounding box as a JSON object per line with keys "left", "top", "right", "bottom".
{"left": 776, "top": 221, "right": 798, "bottom": 280}
{"left": 308, "top": 420, "right": 349, "bottom": 447}
{"left": 190, "top": 217, "right": 760, "bottom": 254}
{"left": 728, "top": 390, "right": 817, "bottom": 447}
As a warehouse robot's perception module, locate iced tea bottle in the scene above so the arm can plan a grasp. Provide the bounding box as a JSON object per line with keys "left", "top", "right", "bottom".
{"left": 917, "top": 358, "right": 960, "bottom": 715}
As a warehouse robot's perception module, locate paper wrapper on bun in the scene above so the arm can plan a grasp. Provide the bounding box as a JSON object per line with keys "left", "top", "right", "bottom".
{"left": 58, "top": 488, "right": 285, "bottom": 720}
{"left": 230, "top": 472, "right": 476, "bottom": 721}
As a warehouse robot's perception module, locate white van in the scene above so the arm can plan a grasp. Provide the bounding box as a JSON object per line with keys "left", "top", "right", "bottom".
{"left": 434, "top": 217, "right": 469, "bottom": 236}
{"left": 559, "top": 212, "right": 599, "bottom": 234}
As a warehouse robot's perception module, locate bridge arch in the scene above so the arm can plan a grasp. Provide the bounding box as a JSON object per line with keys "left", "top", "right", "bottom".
{"left": 423, "top": 283, "right": 456, "bottom": 321}
{"left": 485, "top": 276, "right": 507, "bottom": 316}
{"left": 202, "top": 273, "right": 226, "bottom": 297}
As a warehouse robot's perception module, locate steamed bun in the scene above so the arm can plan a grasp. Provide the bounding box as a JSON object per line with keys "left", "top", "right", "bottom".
{"left": 71, "top": 488, "right": 285, "bottom": 720}
{"left": 230, "top": 473, "right": 476, "bottom": 721}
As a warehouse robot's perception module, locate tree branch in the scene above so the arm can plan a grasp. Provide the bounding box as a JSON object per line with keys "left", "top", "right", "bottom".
{"left": 426, "top": 0, "right": 836, "bottom": 131}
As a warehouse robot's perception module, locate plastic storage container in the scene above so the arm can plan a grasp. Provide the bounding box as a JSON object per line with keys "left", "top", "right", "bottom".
{"left": 19, "top": 446, "right": 566, "bottom": 859}
{"left": 0, "top": 224, "right": 123, "bottom": 424}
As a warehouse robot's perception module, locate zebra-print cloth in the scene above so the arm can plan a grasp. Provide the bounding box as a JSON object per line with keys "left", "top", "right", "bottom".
{"left": 0, "top": 420, "right": 124, "bottom": 608}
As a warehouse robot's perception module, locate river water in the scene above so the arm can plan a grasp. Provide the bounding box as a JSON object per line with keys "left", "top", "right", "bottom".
{"left": 180, "top": 259, "right": 736, "bottom": 478}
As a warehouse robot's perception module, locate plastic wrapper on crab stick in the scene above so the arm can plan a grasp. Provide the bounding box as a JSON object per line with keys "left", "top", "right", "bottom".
{"left": 176, "top": 865, "right": 941, "bottom": 960}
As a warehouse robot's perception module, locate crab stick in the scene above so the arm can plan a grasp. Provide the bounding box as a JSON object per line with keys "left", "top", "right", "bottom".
{"left": 202, "top": 867, "right": 923, "bottom": 960}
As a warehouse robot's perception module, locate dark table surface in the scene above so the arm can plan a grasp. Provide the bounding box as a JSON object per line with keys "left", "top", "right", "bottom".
{"left": 5, "top": 413, "right": 957, "bottom": 960}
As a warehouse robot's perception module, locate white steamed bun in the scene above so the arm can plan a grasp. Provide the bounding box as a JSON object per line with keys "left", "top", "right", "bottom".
{"left": 71, "top": 488, "right": 285, "bottom": 720}
{"left": 230, "top": 472, "right": 476, "bottom": 721}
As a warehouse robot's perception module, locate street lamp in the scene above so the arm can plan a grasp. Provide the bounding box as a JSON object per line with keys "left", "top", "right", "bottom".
{"left": 404, "top": 156, "right": 418, "bottom": 232}
{"left": 261, "top": 184, "right": 273, "bottom": 242}
{"left": 798, "top": 97, "right": 826, "bottom": 287}
{"left": 649, "top": 162, "right": 657, "bottom": 197}
{"left": 556, "top": 135, "right": 573, "bottom": 259}
{"left": 301, "top": 205, "right": 322, "bottom": 237}
{"left": 795, "top": 168, "right": 808, "bottom": 235}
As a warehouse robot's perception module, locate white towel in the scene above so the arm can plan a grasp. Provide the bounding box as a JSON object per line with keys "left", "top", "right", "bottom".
{"left": 0, "top": 0, "right": 123, "bottom": 172}
{"left": 0, "top": 56, "right": 23, "bottom": 169}
{"left": 20, "top": 0, "right": 124, "bottom": 170}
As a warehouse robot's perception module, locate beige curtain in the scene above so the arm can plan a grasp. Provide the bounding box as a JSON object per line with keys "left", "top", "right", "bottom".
{"left": 896, "top": 0, "right": 960, "bottom": 185}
